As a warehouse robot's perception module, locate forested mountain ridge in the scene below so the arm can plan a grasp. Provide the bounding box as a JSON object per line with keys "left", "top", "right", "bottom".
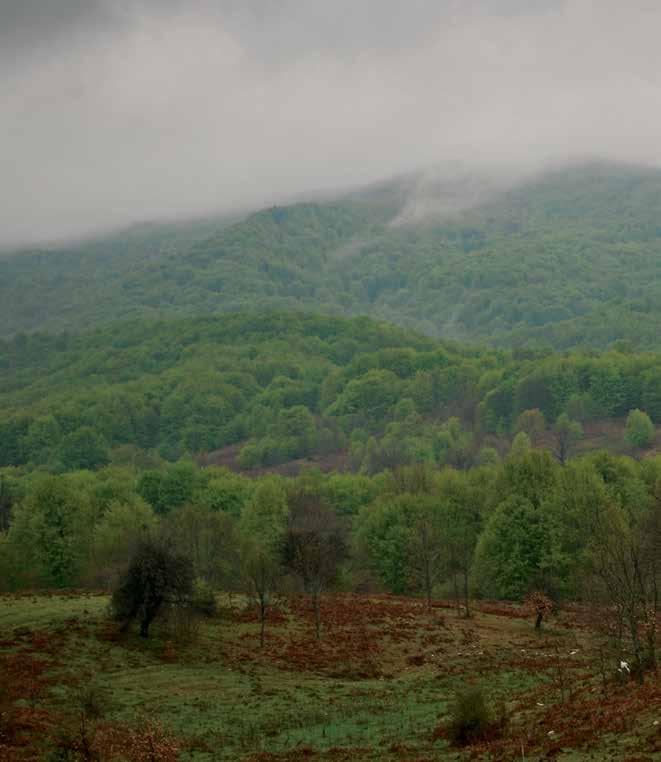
{"left": 3, "top": 161, "right": 661, "bottom": 348}
{"left": 2, "top": 312, "right": 661, "bottom": 472}
{"left": 0, "top": 195, "right": 396, "bottom": 337}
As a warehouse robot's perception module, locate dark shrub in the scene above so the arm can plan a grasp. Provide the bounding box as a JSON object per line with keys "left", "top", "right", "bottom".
{"left": 112, "top": 537, "right": 194, "bottom": 639}
{"left": 445, "top": 687, "right": 507, "bottom": 746}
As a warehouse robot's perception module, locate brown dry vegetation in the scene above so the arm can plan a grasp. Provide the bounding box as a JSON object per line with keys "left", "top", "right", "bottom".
{"left": 0, "top": 592, "right": 659, "bottom": 761}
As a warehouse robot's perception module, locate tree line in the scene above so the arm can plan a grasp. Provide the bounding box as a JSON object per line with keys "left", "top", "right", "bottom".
{"left": 1, "top": 446, "right": 658, "bottom": 676}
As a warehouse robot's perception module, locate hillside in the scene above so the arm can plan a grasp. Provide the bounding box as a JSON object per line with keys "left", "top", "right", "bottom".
{"left": 3, "top": 161, "right": 661, "bottom": 349}
{"left": 2, "top": 312, "right": 661, "bottom": 472}
{"left": 2, "top": 593, "right": 659, "bottom": 761}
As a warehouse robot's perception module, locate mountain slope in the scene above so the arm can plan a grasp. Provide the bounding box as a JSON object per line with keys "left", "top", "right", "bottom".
{"left": 3, "top": 161, "right": 661, "bottom": 348}
{"left": 3, "top": 311, "right": 661, "bottom": 472}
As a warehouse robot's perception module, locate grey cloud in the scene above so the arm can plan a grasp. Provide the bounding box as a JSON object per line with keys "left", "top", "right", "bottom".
{"left": 1, "top": 1, "right": 561, "bottom": 62}
{"left": 1, "top": 0, "right": 660, "bottom": 247}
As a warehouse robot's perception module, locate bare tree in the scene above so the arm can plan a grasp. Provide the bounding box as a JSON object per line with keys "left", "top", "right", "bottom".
{"left": 407, "top": 497, "right": 445, "bottom": 608}
{"left": 243, "top": 546, "right": 282, "bottom": 648}
{"left": 587, "top": 498, "right": 659, "bottom": 682}
{"left": 438, "top": 471, "right": 483, "bottom": 618}
{"left": 552, "top": 414, "right": 583, "bottom": 466}
{"left": 386, "top": 467, "right": 447, "bottom": 609}
{"left": 281, "top": 489, "right": 347, "bottom": 639}
{"left": 445, "top": 502, "right": 481, "bottom": 618}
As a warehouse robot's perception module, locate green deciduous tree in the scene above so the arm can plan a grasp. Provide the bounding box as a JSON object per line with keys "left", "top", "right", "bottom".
{"left": 239, "top": 476, "right": 289, "bottom": 552}
{"left": 355, "top": 496, "right": 415, "bottom": 594}
{"left": 624, "top": 409, "right": 655, "bottom": 449}
{"left": 509, "top": 431, "right": 532, "bottom": 459}
{"left": 22, "top": 415, "right": 62, "bottom": 466}
{"left": 472, "top": 495, "right": 551, "bottom": 600}
{"left": 57, "top": 426, "right": 109, "bottom": 471}
{"left": 137, "top": 462, "right": 198, "bottom": 515}
{"left": 91, "top": 497, "right": 157, "bottom": 587}
{"left": 8, "top": 475, "right": 96, "bottom": 587}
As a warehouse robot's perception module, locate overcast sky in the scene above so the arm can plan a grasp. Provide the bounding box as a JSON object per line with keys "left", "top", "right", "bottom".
{"left": 2, "top": 0, "right": 661, "bottom": 247}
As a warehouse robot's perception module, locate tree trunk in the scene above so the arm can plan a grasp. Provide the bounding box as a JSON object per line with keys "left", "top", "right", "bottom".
{"left": 313, "top": 593, "right": 321, "bottom": 640}
{"left": 260, "top": 596, "right": 266, "bottom": 648}
{"left": 558, "top": 439, "right": 567, "bottom": 466}
{"left": 140, "top": 600, "right": 161, "bottom": 638}
{"left": 453, "top": 573, "right": 460, "bottom": 616}
{"left": 535, "top": 611, "right": 543, "bottom": 630}
{"left": 78, "top": 714, "right": 93, "bottom": 762}
{"left": 645, "top": 620, "right": 656, "bottom": 671}
{"left": 462, "top": 569, "right": 471, "bottom": 619}
{"left": 628, "top": 612, "right": 645, "bottom": 684}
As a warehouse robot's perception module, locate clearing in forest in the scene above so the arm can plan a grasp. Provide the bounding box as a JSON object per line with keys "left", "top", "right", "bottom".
{"left": 0, "top": 592, "right": 659, "bottom": 760}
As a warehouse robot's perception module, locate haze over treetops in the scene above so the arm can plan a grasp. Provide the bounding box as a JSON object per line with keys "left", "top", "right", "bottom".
{"left": 3, "top": 161, "right": 661, "bottom": 350}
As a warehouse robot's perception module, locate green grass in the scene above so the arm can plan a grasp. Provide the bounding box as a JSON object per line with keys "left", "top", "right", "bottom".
{"left": 0, "top": 594, "right": 658, "bottom": 761}
{"left": 97, "top": 666, "right": 528, "bottom": 759}
{"left": 0, "top": 592, "right": 108, "bottom": 632}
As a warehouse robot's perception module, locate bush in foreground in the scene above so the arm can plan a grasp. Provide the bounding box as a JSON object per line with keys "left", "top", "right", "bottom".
{"left": 112, "top": 537, "right": 194, "bottom": 638}
{"left": 442, "top": 687, "right": 508, "bottom": 746}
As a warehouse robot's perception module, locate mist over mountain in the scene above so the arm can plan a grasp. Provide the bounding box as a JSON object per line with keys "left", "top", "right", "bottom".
{"left": 4, "top": 0, "right": 661, "bottom": 247}
{"left": 2, "top": 160, "right": 661, "bottom": 350}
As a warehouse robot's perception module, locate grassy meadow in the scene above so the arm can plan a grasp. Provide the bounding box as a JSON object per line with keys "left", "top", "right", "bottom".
{"left": 1, "top": 592, "right": 659, "bottom": 761}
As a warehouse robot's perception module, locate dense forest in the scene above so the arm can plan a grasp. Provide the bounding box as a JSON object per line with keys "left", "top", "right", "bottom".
{"left": 1, "top": 309, "right": 660, "bottom": 619}
{"left": 3, "top": 162, "right": 661, "bottom": 349}
{"left": 2, "top": 312, "right": 661, "bottom": 473}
